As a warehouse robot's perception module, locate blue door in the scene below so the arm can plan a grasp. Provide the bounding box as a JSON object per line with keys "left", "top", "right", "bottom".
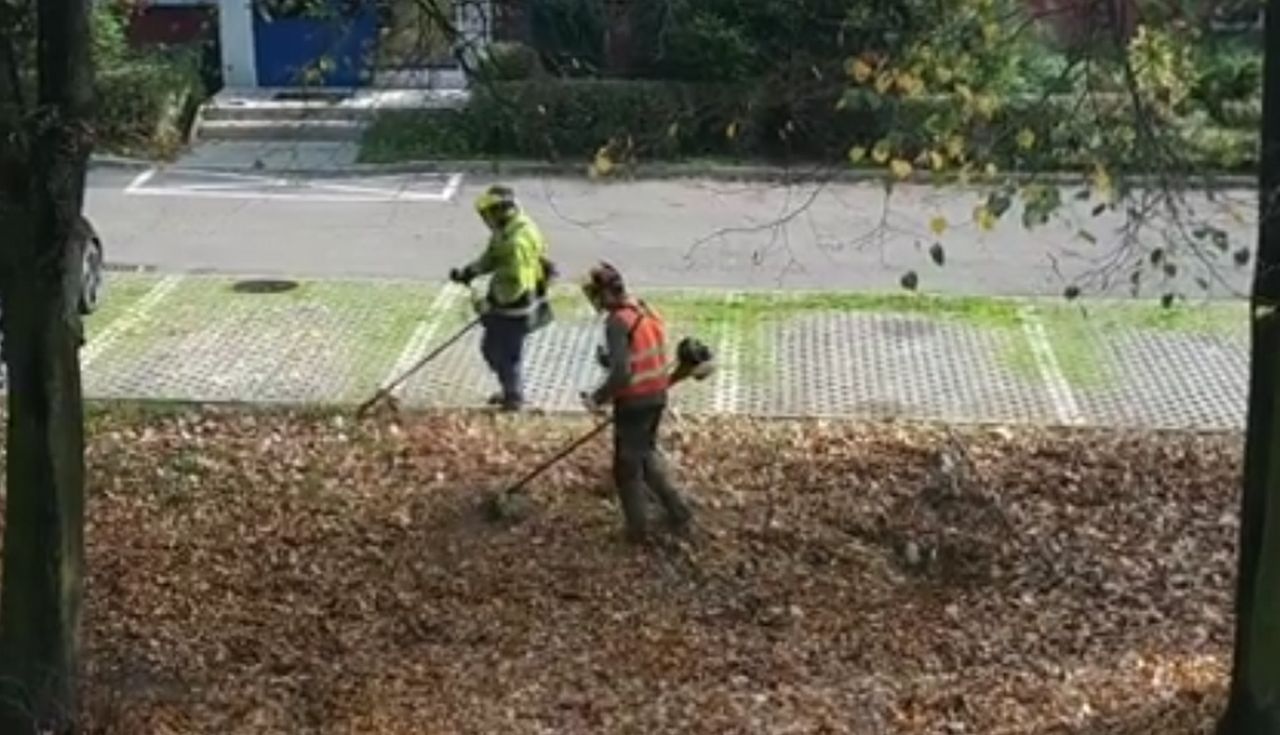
{"left": 253, "top": 0, "right": 378, "bottom": 87}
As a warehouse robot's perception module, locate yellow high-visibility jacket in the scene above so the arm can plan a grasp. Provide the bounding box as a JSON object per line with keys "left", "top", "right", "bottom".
{"left": 465, "top": 213, "right": 548, "bottom": 314}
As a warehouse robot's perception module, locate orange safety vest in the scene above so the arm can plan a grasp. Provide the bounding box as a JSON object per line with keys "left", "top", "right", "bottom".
{"left": 614, "top": 301, "right": 670, "bottom": 399}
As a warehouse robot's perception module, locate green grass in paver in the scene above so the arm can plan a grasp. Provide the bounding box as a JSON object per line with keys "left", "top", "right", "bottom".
{"left": 84, "top": 273, "right": 162, "bottom": 342}
{"left": 1030, "top": 300, "right": 1248, "bottom": 388}
{"left": 97, "top": 277, "right": 437, "bottom": 400}
{"left": 99, "top": 276, "right": 1245, "bottom": 401}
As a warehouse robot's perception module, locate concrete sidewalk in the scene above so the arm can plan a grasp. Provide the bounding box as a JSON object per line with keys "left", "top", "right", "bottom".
{"left": 64, "top": 271, "right": 1249, "bottom": 431}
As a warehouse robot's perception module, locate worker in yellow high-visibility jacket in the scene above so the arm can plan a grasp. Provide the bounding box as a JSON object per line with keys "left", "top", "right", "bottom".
{"left": 450, "top": 185, "right": 555, "bottom": 411}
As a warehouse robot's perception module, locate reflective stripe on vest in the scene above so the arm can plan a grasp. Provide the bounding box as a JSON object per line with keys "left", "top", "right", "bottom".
{"left": 615, "top": 302, "right": 669, "bottom": 398}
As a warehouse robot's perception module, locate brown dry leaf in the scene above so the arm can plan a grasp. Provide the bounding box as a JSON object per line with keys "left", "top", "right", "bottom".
{"left": 0, "top": 409, "right": 1236, "bottom": 734}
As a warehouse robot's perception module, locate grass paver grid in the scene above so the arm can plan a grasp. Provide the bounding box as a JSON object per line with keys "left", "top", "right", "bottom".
{"left": 83, "top": 272, "right": 165, "bottom": 344}
{"left": 83, "top": 275, "right": 436, "bottom": 404}
{"left": 71, "top": 275, "right": 1251, "bottom": 429}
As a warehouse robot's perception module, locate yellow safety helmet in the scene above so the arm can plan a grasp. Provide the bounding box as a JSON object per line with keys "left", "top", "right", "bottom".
{"left": 474, "top": 184, "right": 517, "bottom": 216}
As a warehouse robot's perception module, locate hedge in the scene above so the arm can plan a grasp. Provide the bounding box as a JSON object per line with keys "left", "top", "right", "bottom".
{"left": 360, "top": 80, "right": 1261, "bottom": 173}
{"left": 95, "top": 51, "right": 206, "bottom": 158}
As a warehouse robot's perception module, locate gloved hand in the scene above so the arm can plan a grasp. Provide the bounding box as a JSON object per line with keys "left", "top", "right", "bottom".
{"left": 541, "top": 257, "right": 559, "bottom": 281}
{"left": 471, "top": 292, "right": 490, "bottom": 316}
{"left": 580, "top": 391, "right": 606, "bottom": 415}
{"left": 449, "top": 267, "right": 473, "bottom": 285}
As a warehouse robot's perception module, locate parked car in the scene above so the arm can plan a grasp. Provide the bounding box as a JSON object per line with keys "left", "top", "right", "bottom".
{"left": 0, "top": 217, "right": 106, "bottom": 385}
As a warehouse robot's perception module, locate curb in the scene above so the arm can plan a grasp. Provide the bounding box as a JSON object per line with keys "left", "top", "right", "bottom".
{"left": 91, "top": 154, "right": 159, "bottom": 172}
{"left": 91, "top": 152, "right": 1259, "bottom": 189}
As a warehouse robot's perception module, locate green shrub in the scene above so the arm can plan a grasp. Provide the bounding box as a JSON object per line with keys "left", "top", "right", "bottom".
{"left": 474, "top": 42, "right": 545, "bottom": 82}
{"left": 1192, "top": 44, "right": 1263, "bottom": 122}
{"left": 95, "top": 50, "right": 206, "bottom": 157}
{"left": 359, "top": 79, "right": 1259, "bottom": 173}
{"left": 1216, "top": 97, "right": 1261, "bottom": 129}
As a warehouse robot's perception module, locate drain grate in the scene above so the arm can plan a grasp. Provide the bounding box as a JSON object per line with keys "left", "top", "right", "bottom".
{"left": 231, "top": 279, "right": 299, "bottom": 295}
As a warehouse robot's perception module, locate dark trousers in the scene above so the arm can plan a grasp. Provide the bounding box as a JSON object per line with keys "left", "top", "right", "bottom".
{"left": 613, "top": 399, "right": 691, "bottom": 540}
{"left": 481, "top": 313, "right": 530, "bottom": 404}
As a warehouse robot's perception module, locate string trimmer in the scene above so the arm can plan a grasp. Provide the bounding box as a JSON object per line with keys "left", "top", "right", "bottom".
{"left": 355, "top": 286, "right": 486, "bottom": 419}
{"left": 483, "top": 337, "right": 716, "bottom": 522}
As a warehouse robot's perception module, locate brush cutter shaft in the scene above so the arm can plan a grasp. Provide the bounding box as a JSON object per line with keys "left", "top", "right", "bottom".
{"left": 356, "top": 315, "right": 482, "bottom": 416}
{"left": 505, "top": 418, "right": 613, "bottom": 495}
{"left": 386, "top": 316, "right": 481, "bottom": 394}
{"left": 501, "top": 354, "right": 712, "bottom": 494}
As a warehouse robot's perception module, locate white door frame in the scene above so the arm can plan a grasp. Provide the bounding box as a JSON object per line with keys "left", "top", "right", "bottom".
{"left": 218, "top": 0, "right": 258, "bottom": 88}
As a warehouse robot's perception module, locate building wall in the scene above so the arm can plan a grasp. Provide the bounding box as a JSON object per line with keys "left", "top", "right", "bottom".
{"left": 126, "top": 2, "right": 218, "bottom": 47}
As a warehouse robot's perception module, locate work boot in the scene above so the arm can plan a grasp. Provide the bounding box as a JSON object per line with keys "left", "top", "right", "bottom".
{"left": 617, "top": 480, "right": 650, "bottom": 544}
{"left": 487, "top": 392, "right": 523, "bottom": 412}
{"left": 643, "top": 456, "right": 692, "bottom": 531}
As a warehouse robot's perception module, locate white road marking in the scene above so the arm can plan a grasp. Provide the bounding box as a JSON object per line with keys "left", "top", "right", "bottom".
{"left": 713, "top": 292, "right": 742, "bottom": 415}
{"left": 82, "top": 274, "right": 184, "bottom": 368}
{"left": 382, "top": 287, "right": 463, "bottom": 397}
{"left": 124, "top": 167, "right": 157, "bottom": 193}
{"left": 441, "top": 173, "right": 463, "bottom": 202}
{"left": 122, "top": 166, "right": 462, "bottom": 203}
{"left": 1019, "top": 307, "right": 1085, "bottom": 426}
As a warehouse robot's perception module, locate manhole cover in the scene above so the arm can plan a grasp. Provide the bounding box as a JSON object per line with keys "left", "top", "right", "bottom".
{"left": 231, "top": 279, "right": 299, "bottom": 294}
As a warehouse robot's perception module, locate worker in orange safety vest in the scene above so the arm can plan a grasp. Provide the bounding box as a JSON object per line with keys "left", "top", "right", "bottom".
{"left": 580, "top": 262, "right": 693, "bottom": 543}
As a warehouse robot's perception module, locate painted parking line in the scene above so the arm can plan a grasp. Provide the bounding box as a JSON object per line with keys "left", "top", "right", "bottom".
{"left": 1018, "top": 307, "right": 1085, "bottom": 426}
{"left": 713, "top": 292, "right": 743, "bottom": 415}
{"left": 382, "top": 287, "right": 465, "bottom": 399}
{"left": 123, "top": 166, "right": 465, "bottom": 204}
{"left": 82, "top": 274, "right": 185, "bottom": 369}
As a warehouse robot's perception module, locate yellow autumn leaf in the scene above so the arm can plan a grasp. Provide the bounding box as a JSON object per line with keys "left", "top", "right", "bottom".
{"left": 895, "top": 71, "right": 924, "bottom": 97}
{"left": 850, "top": 57, "right": 874, "bottom": 84}
{"left": 875, "top": 71, "right": 896, "bottom": 94}
{"left": 1092, "top": 164, "right": 1113, "bottom": 197}
{"left": 973, "top": 205, "right": 997, "bottom": 231}
{"left": 871, "top": 140, "right": 892, "bottom": 164}
{"left": 848, "top": 145, "right": 867, "bottom": 164}
{"left": 1016, "top": 128, "right": 1037, "bottom": 150}
{"left": 591, "top": 149, "right": 614, "bottom": 177}
{"left": 929, "top": 215, "right": 948, "bottom": 235}
{"left": 929, "top": 150, "right": 947, "bottom": 171}
{"left": 726, "top": 121, "right": 739, "bottom": 140}
{"left": 889, "top": 159, "right": 913, "bottom": 180}
{"left": 974, "top": 94, "right": 998, "bottom": 119}
{"left": 945, "top": 136, "right": 965, "bottom": 159}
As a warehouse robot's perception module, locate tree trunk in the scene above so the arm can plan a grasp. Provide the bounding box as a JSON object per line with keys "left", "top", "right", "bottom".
{"left": 1218, "top": 0, "right": 1280, "bottom": 730}
{"left": 0, "top": 0, "right": 93, "bottom": 732}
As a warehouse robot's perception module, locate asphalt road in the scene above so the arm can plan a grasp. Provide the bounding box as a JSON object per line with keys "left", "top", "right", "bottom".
{"left": 85, "top": 166, "right": 1259, "bottom": 299}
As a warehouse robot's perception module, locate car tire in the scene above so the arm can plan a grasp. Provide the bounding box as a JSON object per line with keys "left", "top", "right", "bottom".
{"left": 79, "top": 232, "right": 103, "bottom": 315}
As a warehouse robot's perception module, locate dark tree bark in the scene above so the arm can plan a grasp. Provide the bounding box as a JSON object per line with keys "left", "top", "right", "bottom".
{"left": 0, "top": 0, "right": 93, "bottom": 732}
{"left": 1218, "top": 0, "right": 1280, "bottom": 731}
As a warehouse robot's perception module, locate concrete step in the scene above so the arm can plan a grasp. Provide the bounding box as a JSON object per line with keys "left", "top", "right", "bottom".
{"left": 202, "top": 105, "right": 377, "bottom": 123}
{"left": 197, "top": 119, "right": 367, "bottom": 143}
